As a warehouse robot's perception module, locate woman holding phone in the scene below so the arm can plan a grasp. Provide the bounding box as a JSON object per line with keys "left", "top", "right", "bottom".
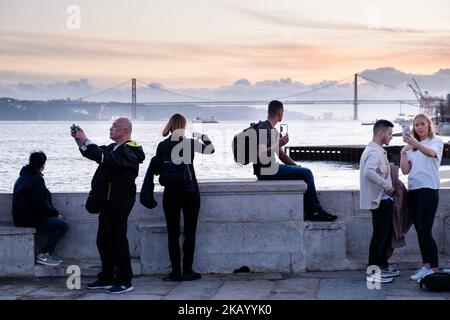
{"left": 154, "top": 114, "right": 214, "bottom": 282}
{"left": 400, "top": 114, "right": 443, "bottom": 282}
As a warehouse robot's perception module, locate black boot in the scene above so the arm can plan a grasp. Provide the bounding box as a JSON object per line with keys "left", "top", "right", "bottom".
{"left": 162, "top": 270, "right": 182, "bottom": 282}
{"left": 183, "top": 270, "right": 202, "bottom": 281}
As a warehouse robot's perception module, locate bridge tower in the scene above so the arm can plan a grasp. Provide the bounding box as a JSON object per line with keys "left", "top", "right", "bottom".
{"left": 132, "top": 78, "right": 137, "bottom": 120}
{"left": 353, "top": 73, "right": 358, "bottom": 120}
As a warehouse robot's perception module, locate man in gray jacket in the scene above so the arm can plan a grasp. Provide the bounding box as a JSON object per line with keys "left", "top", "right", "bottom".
{"left": 360, "top": 120, "right": 399, "bottom": 283}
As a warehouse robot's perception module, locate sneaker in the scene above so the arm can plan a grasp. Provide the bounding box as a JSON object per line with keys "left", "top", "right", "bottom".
{"left": 183, "top": 271, "right": 202, "bottom": 281}
{"left": 86, "top": 279, "right": 114, "bottom": 290}
{"left": 51, "top": 255, "right": 63, "bottom": 264}
{"left": 162, "top": 271, "right": 182, "bottom": 282}
{"left": 305, "top": 209, "right": 337, "bottom": 222}
{"left": 366, "top": 273, "right": 394, "bottom": 283}
{"left": 36, "top": 253, "right": 62, "bottom": 266}
{"left": 107, "top": 283, "right": 134, "bottom": 294}
{"left": 381, "top": 268, "right": 400, "bottom": 278}
{"left": 410, "top": 267, "right": 434, "bottom": 282}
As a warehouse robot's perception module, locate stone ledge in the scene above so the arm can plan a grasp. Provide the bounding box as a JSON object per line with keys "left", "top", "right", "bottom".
{"left": 305, "top": 221, "right": 344, "bottom": 230}
{"left": 0, "top": 225, "right": 36, "bottom": 235}
{"left": 138, "top": 224, "right": 166, "bottom": 233}
{"left": 197, "top": 179, "right": 307, "bottom": 195}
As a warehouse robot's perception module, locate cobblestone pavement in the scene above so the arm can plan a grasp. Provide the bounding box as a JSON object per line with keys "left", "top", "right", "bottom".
{"left": 0, "top": 270, "right": 449, "bottom": 300}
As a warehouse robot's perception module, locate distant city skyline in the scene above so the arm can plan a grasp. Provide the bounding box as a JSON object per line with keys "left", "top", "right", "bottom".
{"left": 1, "top": 0, "right": 450, "bottom": 88}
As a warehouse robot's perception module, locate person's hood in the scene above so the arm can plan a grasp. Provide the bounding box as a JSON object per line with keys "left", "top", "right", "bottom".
{"left": 124, "top": 140, "right": 146, "bottom": 163}
{"left": 19, "top": 165, "right": 41, "bottom": 176}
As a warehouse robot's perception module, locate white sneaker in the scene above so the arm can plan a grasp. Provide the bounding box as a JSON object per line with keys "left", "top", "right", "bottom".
{"left": 366, "top": 273, "right": 394, "bottom": 283}
{"left": 416, "top": 269, "right": 434, "bottom": 283}
{"left": 381, "top": 268, "right": 400, "bottom": 278}
{"left": 410, "top": 267, "right": 433, "bottom": 281}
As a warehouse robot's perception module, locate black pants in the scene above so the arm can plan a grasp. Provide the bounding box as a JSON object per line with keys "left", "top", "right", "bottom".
{"left": 409, "top": 188, "right": 439, "bottom": 268}
{"left": 369, "top": 199, "right": 394, "bottom": 269}
{"left": 97, "top": 209, "right": 132, "bottom": 285}
{"left": 163, "top": 188, "right": 201, "bottom": 273}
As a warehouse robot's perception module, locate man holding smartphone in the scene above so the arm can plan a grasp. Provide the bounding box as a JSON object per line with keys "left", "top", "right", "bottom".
{"left": 71, "top": 118, "right": 145, "bottom": 294}
{"left": 254, "top": 100, "right": 337, "bottom": 222}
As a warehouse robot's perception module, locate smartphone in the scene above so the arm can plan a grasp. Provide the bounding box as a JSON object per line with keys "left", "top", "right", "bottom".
{"left": 402, "top": 123, "right": 410, "bottom": 135}
{"left": 192, "top": 132, "right": 202, "bottom": 139}
{"left": 71, "top": 124, "right": 80, "bottom": 134}
{"left": 280, "top": 124, "right": 288, "bottom": 137}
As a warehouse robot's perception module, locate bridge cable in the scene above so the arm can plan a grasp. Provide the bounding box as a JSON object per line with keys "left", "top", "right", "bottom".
{"left": 358, "top": 74, "right": 411, "bottom": 94}
{"left": 136, "top": 79, "right": 213, "bottom": 101}
{"left": 276, "top": 75, "right": 354, "bottom": 100}
{"left": 78, "top": 80, "right": 130, "bottom": 100}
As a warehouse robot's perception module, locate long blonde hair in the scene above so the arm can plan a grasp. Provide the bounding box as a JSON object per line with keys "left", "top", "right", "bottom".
{"left": 412, "top": 113, "right": 435, "bottom": 141}
{"left": 162, "top": 113, "right": 186, "bottom": 137}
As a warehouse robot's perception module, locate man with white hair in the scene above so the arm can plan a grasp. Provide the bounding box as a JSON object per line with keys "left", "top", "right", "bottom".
{"left": 71, "top": 117, "right": 145, "bottom": 294}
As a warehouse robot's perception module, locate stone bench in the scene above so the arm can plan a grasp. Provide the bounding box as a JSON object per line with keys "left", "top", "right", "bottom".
{"left": 140, "top": 180, "right": 308, "bottom": 273}
{"left": 1, "top": 184, "right": 449, "bottom": 278}
{"left": 0, "top": 224, "right": 35, "bottom": 277}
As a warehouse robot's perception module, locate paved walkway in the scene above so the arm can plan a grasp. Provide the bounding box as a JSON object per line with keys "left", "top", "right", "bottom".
{"left": 0, "top": 270, "right": 449, "bottom": 300}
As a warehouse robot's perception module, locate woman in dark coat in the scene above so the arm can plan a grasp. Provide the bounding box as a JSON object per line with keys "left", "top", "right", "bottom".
{"left": 147, "top": 114, "right": 214, "bottom": 281}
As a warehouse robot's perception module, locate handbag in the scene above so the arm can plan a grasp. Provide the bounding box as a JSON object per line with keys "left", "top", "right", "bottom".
{"left": 420, "top": 272, "right": 450, "bottom": 292}
{"left": 85, "top": 190, "right": 101, "bottom": 214}
{"left": 159, "top": 159, "right": 193, "bottom": 188}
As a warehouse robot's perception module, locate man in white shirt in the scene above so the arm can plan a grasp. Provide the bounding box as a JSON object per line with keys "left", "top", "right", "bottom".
{"left": 360, "top": 120, "right": 399, "bottom": 283}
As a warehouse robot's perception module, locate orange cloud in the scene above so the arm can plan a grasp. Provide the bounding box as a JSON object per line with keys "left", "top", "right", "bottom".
{"left": 1, "top": 30, "right": 450, "bottom": 87}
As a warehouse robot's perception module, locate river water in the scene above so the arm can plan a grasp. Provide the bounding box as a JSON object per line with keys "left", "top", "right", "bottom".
{"left": 1, "top": 120, "right": 449, "bottom": 192}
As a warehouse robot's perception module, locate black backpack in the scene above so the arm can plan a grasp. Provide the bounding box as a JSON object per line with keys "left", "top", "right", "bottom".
{"left": 232, "top": 121, "right": 261, "bottom": 165}
{"left": 419, "top": 272, "right": 450, "bottom": 292}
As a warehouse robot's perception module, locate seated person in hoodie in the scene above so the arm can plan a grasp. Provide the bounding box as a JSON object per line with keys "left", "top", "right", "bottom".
{"left": 12, "top": 151, "right": 69, "bottom": 266}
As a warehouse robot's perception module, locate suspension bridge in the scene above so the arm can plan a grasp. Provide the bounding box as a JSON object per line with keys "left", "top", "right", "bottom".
{"left": 78, "top": 74, "right": 420, "bottom": 121}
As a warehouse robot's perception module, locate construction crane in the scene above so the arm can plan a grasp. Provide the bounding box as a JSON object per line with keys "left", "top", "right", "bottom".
{"left": 407, "top": 78, "right": 443, "bottom": 117}
{"left": 408, "top": 78, "right": 450, "bottom": 134}
{"left": 407, "top": 79, "right": 422, "bottom": 102}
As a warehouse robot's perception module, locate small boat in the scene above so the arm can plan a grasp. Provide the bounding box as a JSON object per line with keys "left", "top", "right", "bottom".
{"left": 192, "top": 116, "right": 219, "bottom": 123}
{"left": 393, "top": 113, "right": 414, "bottom": 124}
{"left": 361, "top": 120, "right": 376, "bottom": 126}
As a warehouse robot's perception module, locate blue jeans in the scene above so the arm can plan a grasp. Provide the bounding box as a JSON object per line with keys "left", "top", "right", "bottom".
{"left": 257, "top": 164, "right": 322, "bottom": 214}
{"left": 39, "top": 216, "right": 69, "bottom": 254}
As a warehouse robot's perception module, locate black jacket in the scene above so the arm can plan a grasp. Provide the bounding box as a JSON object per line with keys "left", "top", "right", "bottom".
{"left": 12, "top": 165, "right": 59, "bottom": 227}
{"left": 140, "top": 136, "right": 214, "bottom": 208}
{"left": 80, "top": 140, "right": 145, "bottom": 214}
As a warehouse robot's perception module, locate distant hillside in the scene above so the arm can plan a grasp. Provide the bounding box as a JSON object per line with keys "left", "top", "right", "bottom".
{"left": 2, "top": 67, "right": 450, "bottom": 102}
{"left": 0, "top": 97, "right": 313, "bottom": 121}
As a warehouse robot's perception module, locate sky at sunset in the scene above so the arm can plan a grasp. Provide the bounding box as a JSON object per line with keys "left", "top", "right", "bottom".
{"left": 1, "top": 0, "right": 450, "bottom": 88}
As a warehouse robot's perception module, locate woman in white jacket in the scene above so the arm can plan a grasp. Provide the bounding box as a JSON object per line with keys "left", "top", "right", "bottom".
{"left": 400, "top": 114, "right": 443, "bottom": 282}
